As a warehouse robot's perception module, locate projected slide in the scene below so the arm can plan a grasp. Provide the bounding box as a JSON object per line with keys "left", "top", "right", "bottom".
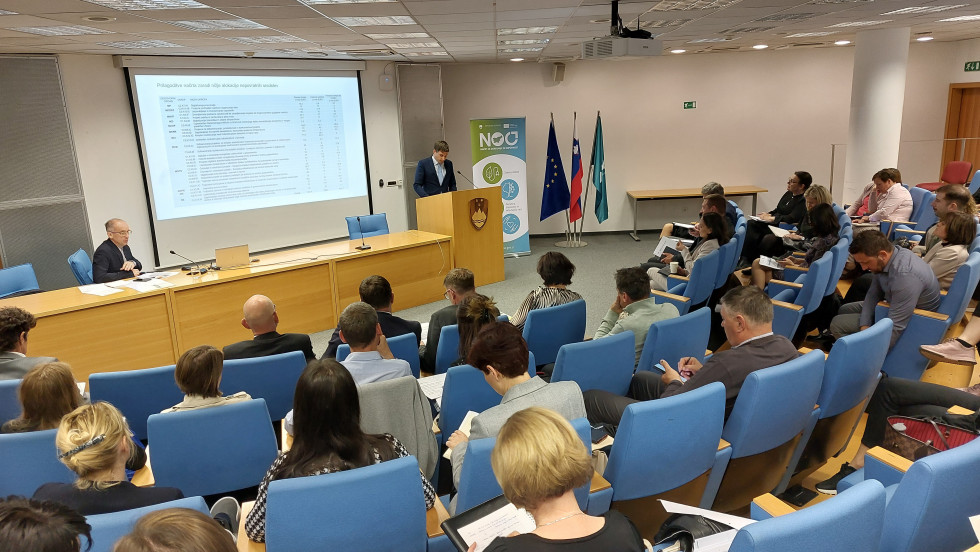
{"left": 134, "top": 74, "right": 367, "bottom": 220}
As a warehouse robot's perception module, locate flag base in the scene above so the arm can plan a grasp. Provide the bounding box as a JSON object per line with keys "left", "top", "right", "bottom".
{"left": 555, "top": 239, "right": 588, "bottom": 248}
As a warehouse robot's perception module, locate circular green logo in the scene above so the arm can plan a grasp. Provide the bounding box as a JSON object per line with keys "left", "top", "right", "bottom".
{"left": 483, "top": 163, "right": 503, "bottom": 184}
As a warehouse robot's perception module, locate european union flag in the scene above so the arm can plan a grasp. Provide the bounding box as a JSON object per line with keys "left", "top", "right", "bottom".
{"left": 540, "top": 120, "right": 570, "bottom": 221}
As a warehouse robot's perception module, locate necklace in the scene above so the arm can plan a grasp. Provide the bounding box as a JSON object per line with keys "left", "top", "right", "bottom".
{"left": 537, "top": 511, "right": 583, "bottom": 528}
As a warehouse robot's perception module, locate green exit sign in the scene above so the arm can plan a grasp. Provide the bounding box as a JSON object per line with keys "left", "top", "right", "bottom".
{"left": 683, "top": 101, "right": 697, "bottom": 109}
{"left": 966, "top": 61, "right": 980, "bottom": 72}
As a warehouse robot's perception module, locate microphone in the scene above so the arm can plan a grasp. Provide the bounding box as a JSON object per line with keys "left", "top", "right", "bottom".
{"left": 354, "top": 217, "right": 371, "bottom": 251}
{"left": 456, "top": 170, "right": 475, "bottom": 187}
{"left": 169, "top": 249, "right": 208, "bottom": 275}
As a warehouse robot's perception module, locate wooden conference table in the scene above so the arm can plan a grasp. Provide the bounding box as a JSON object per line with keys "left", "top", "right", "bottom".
{"left": 627, "top": 185, "right": 768, "bottom": 241}
{"left": 0, "top": 231, "right": 452, "bottom": 383}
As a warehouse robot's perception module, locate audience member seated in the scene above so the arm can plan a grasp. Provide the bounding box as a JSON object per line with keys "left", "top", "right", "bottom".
{"left": 336, "top": 302, "right": 411, "bottom": 385}
{"left": 815, "top": 376, "right": 980, "bottom": 493}
{"left": 754, "top": 184, "right": 834, "bottom": 261}
{"left": 829, "top": 231, "right": 941, "bottom": 348}
{"left": 222, "top": 294, "right": 314, "bottom": 362}
{"left": 740, "top": 171, "right": 812, "bottom": 264}
{"left": 659, "top": 182, "right": 738, "bottom": 241}
{"left": 0, "top": 496, "right": 91, "bottom": 552}
{"left": 1, "top": 362, "right": 84, "bottom": 434}
{"left": 322, "top": 275, "right": 422, "bottom": 359}
{"left": 481, "top": 407, "right": 645, "bottom": 552}
{"left": 750, "top": 203, "right": 839, "bottom": 290}
{"left": 244, "top": 359, "right": 435, "bottom": 542}
{"left": 161, "top": 345, "right": 251, "bottom": 413}
{"left": 509, "top": 252, "right": 582, "bottom": 331}
{"left": 93, "top": 218, "right": 142, "bottom": 283}
{"left": 646, "top": 196, "right": 733, "bottom": 270}
{"left": 421, "top": 268, "right": 476, "bottom": 373}
{"left": 845, "top": 168, "right": 912, "bottom": 223}
{"left": 650, "top": 212, "right": 730, "bottom": 291}
{"left": 585, "top": 286, "right": 799, "bottom": 432}
{"left": 0, "top": 307, "right": 57, "bottom": 381}
{"left": 912, "top": 183, "right": 977, "bottom": 256}
{"left": 922, "top": 211, "right": 975, "bottom": 291}
{"left": 596, "top": 267, "right": 678, "bottom": 366}
{"left": 447, "top": 323, "right": 586, "bottom": 509}
{"left": 114, "top": 508, "right": 237, "bottom": 552}
{"left": 34, "top": 402, "right": 182, "bottom": 515}
{"left": 457, "top": 294, "right": 501, "bottom": 366}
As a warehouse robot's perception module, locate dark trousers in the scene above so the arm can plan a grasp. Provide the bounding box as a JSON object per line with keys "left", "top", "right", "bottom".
{"left": 583, "top": 372, "right": 666, "bottom": 434}
{"left": 742, "top": 219, "right": 774, "bottom": 261}
{"left": 863, "top": 377, "right": 980, "bottom": 447}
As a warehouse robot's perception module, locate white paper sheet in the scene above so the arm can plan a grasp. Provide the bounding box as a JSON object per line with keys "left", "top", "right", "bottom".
{"left": 768, "top": 225, "right": 791, "bottom": 238}
{"left": 658, "top": 500, "right": 755, "bottom": 530}
{"left": 970, "top": 513, "right": 980, "bottom": 542}
{"left": 653, "top": 237, "right": 680, "bottom": 257}
{"left": 758, "top": 255, "right": 782, "bottom": 270}
{"left": 694, "top": 529, "right": 739, "bottom": 551}
{"left": 138, "top": 271, "right": 178, "bottom": 279}
{"left": 457, "top": 502, "right": 536, "bottom": 552}
{"left": 443, "top": 410, "right": 479, "bottom": 459}
{"left": 78, "top": 284, "right": 124, "bottom": 296}
{"left": 418, "top": 373, "right": 446, "bottom": 406}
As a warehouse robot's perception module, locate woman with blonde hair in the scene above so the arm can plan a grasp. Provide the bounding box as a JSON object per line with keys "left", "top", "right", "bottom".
{"left": 456, "top": 294, "right": 501, "bottom": 366}
{"left": 33, "top": 402, "right": 183, "bottom": 515}
{"left": 754, "top": 184, "right": 835, "bottom": 261}
{"left": 1, "top": 362, "right": 83, "bottom": 434}
{"left": 162, "top": 345, "right": 250, "bottom": 412}
{"left": 114, "top": 508, "right": 236, "bottom": 552}
{"left": 481, "top": 407, "right": 644, "bottom": 551}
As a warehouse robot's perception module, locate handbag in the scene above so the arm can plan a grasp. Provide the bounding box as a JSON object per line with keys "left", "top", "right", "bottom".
{"left": 653, "top": 513, "right": 733, "bottom": 552}
{"left": 881, "top": 415, "right": 978, "bottom": 461}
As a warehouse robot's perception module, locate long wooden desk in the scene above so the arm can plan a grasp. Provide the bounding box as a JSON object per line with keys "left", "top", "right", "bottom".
{"left": 627, "top": 185, "right": 768, "bottom": 241}
{"left": 0, "top": 231, "right": 452, "bottom": 382}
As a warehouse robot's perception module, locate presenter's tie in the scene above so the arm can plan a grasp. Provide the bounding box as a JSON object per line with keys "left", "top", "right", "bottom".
{"left": 436, "top": 162, "right": 445, "bottom": 184}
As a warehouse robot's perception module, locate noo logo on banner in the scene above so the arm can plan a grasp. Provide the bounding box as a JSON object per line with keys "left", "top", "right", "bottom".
{"left": 479, "top": 131, "right": 519, "bottom": 148}
{"left": 483, "top": 163, "right": 503, "bottom": 184}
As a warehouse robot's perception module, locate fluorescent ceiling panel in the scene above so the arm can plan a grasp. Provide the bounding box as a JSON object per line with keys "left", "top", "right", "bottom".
{"left": 333, "top": 15, "right": 415, "bottom": 25}
{"left": 9, "top": 25, "right": 113, "bottom": 35}
{"left": 82, "top": 0, "right": 206, "bottom": 8}
{"left": 98, "top": 39, "right": 182, "bottom": 47}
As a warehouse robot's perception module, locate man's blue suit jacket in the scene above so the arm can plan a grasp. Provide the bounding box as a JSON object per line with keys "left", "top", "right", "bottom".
{"left": 413, "top": 157, "right": 456, "bottom": 197}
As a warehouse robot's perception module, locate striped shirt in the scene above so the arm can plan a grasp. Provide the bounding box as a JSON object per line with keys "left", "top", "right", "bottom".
{"left": 510, "top": 286, "right": 583, "bottom": 330}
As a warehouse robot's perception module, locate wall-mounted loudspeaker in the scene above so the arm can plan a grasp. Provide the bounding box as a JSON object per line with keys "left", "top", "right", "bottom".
{"left": 552, "top": 62, "right": 566, "bottom": 84}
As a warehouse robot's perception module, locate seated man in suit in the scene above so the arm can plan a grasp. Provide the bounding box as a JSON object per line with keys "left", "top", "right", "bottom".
{"left": 222, "top": 294, "right": 315, "bottom": 362}
{"left": 585, "top": 286, "right": 799, "bottom": 433}
{"left": 421, "top": 268, "right": 477, "bottom": 373}
{"left": 337, "top": 302, "right": 411, "bottom": 386}
{"left": 92, "top": 218, "right": 142, "bottom": 283}
{"left": 322, "top": 275, "right": 422, "bottom": 358}
{"left": 413, "top": 140, "right": 456, "bottom": 197}
{"left": 0, "top": 307, "right": 57, "bottom": 381}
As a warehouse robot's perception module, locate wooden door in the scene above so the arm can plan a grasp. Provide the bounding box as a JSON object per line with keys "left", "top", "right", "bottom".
{"left": 943, "top": 84, "right": 980, "bottom": 174}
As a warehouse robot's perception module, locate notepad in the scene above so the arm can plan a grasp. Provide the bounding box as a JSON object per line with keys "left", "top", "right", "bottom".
{"left": 441, "top": 495, "right": 536, "bottom": 552}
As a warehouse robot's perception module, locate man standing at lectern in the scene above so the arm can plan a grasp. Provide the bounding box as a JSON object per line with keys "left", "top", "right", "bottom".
{"left": 93, "top": 218, "right": 142, "bottom": 283}
{"left": 414, "top": 140, "right": 457, "bottom": 197}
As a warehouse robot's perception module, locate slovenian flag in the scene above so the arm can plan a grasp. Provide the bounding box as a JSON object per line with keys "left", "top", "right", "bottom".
{"left": 569, "top": 116, "right": 583, "bottom": 223}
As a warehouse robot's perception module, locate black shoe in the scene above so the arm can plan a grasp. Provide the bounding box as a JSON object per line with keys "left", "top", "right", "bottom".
{"left": 741, "top": 267, "right": 752, "bottom": 276}
{"left": 735, "top": 257, "right": 751, "bottom": 270}
{"left": 815, "top": 463, "right": 856, "bottom": 495}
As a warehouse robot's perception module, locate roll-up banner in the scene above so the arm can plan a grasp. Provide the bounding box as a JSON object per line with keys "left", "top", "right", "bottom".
{"left": 469, "top": 117, "right": 530, "bottom": 257}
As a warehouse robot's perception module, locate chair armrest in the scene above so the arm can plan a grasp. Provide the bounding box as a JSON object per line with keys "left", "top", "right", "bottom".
{"left": 590, "top": 471, "right": 612, "bottom": 493}
{"left": 282, "top": 425, "right": 294, "bottom": 451}
{"left": 893, "top": 228, "right": 926, "bottom": 237}
{"left": 666, "top": 274, "right": 690, "bottom": 285}
{"left": 771, "top": 299, "right": 803, "bottom": 311}
{"left": 864, "top": 446, "right": 912, "bottom": 487}
{"left": 751, "top": 493, "right": 795, "bottom": 520}
{"left": 426, "top": 496, "right": 452, "bottom": 538}
{"left": 948, "top": 404, "right": 976, "bottom": 415}
{"left": 650, "top": 290, "right": 691, "bottom": 304}
{"left": 238, "top": 502, "right": 265, "bottom": 551}
{"left": 769, "top": 279, "right": 803, "bottom": 289}
{"left": 784, "top": 266, "right": 809, "bottom": 276}
{"left": 719, "top": 438, "right": 730, "bottom": 451}
{"left": 791, "top": 251, "right": 806, "bottom": 257}
{"left": 132, "top": 446, "right": 154, "bottom": 487}
{"left": 875, "top": 301, "right": 950, "bottom": 321}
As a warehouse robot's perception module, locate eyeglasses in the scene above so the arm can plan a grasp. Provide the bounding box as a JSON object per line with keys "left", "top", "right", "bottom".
{"left": 110, "top": 230, "right": 133, "bottom": 236}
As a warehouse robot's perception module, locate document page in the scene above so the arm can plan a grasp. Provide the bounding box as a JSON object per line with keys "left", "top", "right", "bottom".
{"left": 653, "top": 237, "right": 680, "bottom": 257}
{"left": 758, "top": 256, "right": 782, "bottom": 269}
{"left": 457, "top": 503, "right": 536, "bottom": 552}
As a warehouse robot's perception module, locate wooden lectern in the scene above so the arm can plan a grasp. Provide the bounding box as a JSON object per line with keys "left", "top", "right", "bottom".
{"left": 416, "top": 187, "right": 505, "bottom": 286}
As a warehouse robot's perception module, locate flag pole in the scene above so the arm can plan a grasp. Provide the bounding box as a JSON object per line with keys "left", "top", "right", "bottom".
{"left": 555, "top": 111, "right": 586, "bottom": 248}
{"left": 577, "top": 110, "right": 599, "bottom": 243}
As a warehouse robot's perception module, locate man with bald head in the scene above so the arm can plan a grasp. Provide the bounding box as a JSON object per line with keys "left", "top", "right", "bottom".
{"left": 222, "top": 294, "right": 315, "bottom": 362}
{"left": 93, "top": 218, "right": 142, "bottom": 283}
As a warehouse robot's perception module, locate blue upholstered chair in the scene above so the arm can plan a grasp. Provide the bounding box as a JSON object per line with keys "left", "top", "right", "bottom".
{"left": 434, "top": 323, "right": 460, "bottom": 375}
{"left": 147, "top": 399, "right": 278, "bottom": 497}
{"left": 0, "top": 378, "right": 20, "bottom": 427}
{"left": 603, "top": 382, "right": 732, "bottom": 539}
{"left": 220, "top": 350, "right": 307, "bottom": 421}
{"left": 766, "top": 251, "right": 833, "bottom": 316}
{"left": 770, "top": 299, "right": 804, "bottom": 342}
{"left": 636, "top": 307, "right": 710, "bottom": 374}
{"left": 90, "top": 364, "right": 183, "bottom": 441}
{"left": 551, "top": 331, "right": 634, "bottom": 395}
{"left": 345, "top": 213, "right": 390, "bottom": 240}
{"left": 0, "top": 263, "right": 40, "bottom": 298}
{"left": 710, "top": 351, "right": 824, "bottom": 513}
{"left": 68, "top": 248, "right": 94, "bottom": 285}
{"left": 337, "top": 332, "right": 421, "bottom": 378}
{"left": 522, "top": 299, "right": 587, "bottom": 367}
{"left": 437, "top": 355, "right": 536, "bottom": 444}
{"left": 86, "top": 496, "right": 209, "bottom": 552}
{"left": 0, "top": 429, "right": 75, "bottom": 496}
{"left": 890, "top": 188, "right": 937, "bottom": 243}
{"left": 653, "top": 250, "right": 722, "bottom": 315}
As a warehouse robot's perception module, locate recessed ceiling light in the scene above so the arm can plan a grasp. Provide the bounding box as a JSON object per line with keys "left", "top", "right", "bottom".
{"left": 916, "top": 35, "right": 934, "bottom": 41}
{"left": 82, "top": 0, "right": 205, "bottom": 8}
{"left": 786, "top": 31, "right": 837, "bottom": 37}
{"left": 333, "top": 16, "right": 415, "bottom": 26}
{"left": 752, "top": 44, "right": 768, "bottom": 49}
{"left": 688, "top": 37, "right": 737, "bottom": 43}
{"left": 883, "top": 5, "right": 966, "bottom": 14}
{"left": 500, "top": 47, "right": 543, "bottom": 52}
{"left": 938, "top": 14, "right": 980, "bottom": 21}
{"left": 10, "top": 25, "right": 113, "bottom": 36}
{"left": 497, "top": 26, "right": 558, "bottom": 35}
{"left": 230, "top": 35, "right": 305, "bottom": 44}
{"left": 173, "top": 19, "right": 266, "bottom": 30}
{"left": 510, "top": 57, "right": 524, "bottom": 62}
{"left": 670, "top": 48, "right": 686, "bottom": 53}
{"left": 827, "top": 20, "right": 891, "bottom": 27}
{"left": 649, "top": 0, "right": 740, "bottom": 11}
{"left": 834, "top": 39, "right": 851, "bottom": 45}
{"left": 386, "top": 42, "right": 439, "bottom": 49}
{"left": 403, "top": 51, "right": 448, "bottom": 56}
{"left": 0, "top": 9, "right": 18, "bottom": 15}
{"left": 98, "top": 39, "right": 181, "bottom": 48}
{"left": 499, "top": 39, "right": 549, "bottom": 45}
{"left": 365, "top": 32, "right": 429, "bottom": 39}
{"left": 82, "top": 16, "right": 116, "bottom": 22}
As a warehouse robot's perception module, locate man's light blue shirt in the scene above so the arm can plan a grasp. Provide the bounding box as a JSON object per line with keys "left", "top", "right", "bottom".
{"left": 342, "top": 351, "right": 412, "bottom": 385}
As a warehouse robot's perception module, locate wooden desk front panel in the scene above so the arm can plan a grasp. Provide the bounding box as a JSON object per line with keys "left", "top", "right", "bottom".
{"left": 170, "top": 263, "right": 335, "bottom": 352}
{"left": 334, "top": 241, "right": 450, "bottom": 311}
{"left": 31, "top": 293, "right": 176, "bottom": 382}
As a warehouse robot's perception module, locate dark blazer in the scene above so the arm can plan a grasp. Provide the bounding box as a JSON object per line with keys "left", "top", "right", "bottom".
{"left": 413, "top": 157, "right": 456, "bottom": 197}
{"left": 223, "top": 332, "right": 315, "bottom": 362}
{"left": 322, "top": 311, "right": 422, "bottom": 359}
{"left": 0, "top": 353, "right": 57, "bottom": 381}
{"left": 768, "top": 191, "right": 807, "bottom": 226}
{"left": 420, "top": 304, "right": 459, "bottom": 374}
{"left": 33, "top": 481, "right": 183, "bottom": 516}
{"left": 92, "top": 239, "right": 142, "bottom": 283}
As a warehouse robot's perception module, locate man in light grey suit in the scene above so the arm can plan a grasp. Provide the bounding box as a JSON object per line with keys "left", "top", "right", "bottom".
{"left": 0, "top": 307, "right": 57, "bottom": 380}
{"left": 446, "top": 323, "right": 585, "bottom": 512}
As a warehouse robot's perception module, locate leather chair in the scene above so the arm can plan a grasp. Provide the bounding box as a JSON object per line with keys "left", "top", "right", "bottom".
{"left": 915, "top": 160, "right": 972, "bottom": 191}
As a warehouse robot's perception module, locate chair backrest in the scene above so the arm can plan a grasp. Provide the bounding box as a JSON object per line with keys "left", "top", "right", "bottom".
{"left": 908, "top": 187, "right": 937, "bottom": 229}
{"left": 0, "top": 378, "right": 21, "bottom": 427}
{"left": 86, "top": 496, "right": 209, "bottom": 552}
{"left": 714, "top": 239, "right": 738, "bottom": 289}
{"left": 882, "top": 437, "right": 980, "bottom": 552}
{"left": 434, "top": 323, "right": 460, "bottom": 374}
{"left": 731, "top": 226, "right": 747, "bottom": 270}
{"left": 89, "top": 365, "right": 183, "bottom": 441}
{"left": 817, "top": 318, "right": 892, "bottom": 419}
{"left": 147, "top": 399, "right": 278, "bottom": 497}
{"left": 522, "top": 299, "right": 587, "bottom": 366}
{"left": 970, "top": 234, "right": 980, "bottom": 254}
{"left": 722, "top": 351, "right": 824, "bottom": 459}
{"left": 969, "top": 169, "right": 980, "bottom": 195}
{"left": 0, "top": 429, "right": 76, "bottom": 496}
{"left": 790, "top": 251, "right": 833, "bottom": 314}
{"left": 731, "top": 479, "right": 886, "bottom": 552}
{"left": 68, "top": 248, "right": 94, "bottom": 285}
{"left": 937, "top": 251, "right": 980, "bottom": 323}
{"left": 683, "top": 249, "right": 722, "bottom": 306}
{"left": 220, "top": 350, "right": 307, "bottom": 421}
{"left": 605, "top": 382, "right": 726, "bottom": 500}
{"left": 636, "top": 307, "right": 710, "bottom": 373}
{"left": 0, "top": 263, "right": 40, "bottom": 298}
{"left": 941, "top": 160, "right": 973, "bottom": 185}
{"left": 345, "top": 213, "right": 390, "bottom": 240}
{"left": 438, "top": 365, "right": 500, "bottom": 435}
{"left": 337, "top": 333, "right": 421, "bottom": 378}
{"left": 825, "top": 237, "right": 850, "bottom": 297}
{"left": 266, "top": 456, "right": 427, "bottom": 552}
{"left": 770, "top": 300, "right": 804, "bottom": 342}
{"left": 551, "top": 331, "right": 635, "bottom": 395}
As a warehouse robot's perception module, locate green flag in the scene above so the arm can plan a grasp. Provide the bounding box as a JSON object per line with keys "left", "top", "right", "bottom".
{"left": 590, "top": 113, "right": 608, "bottom": 223}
